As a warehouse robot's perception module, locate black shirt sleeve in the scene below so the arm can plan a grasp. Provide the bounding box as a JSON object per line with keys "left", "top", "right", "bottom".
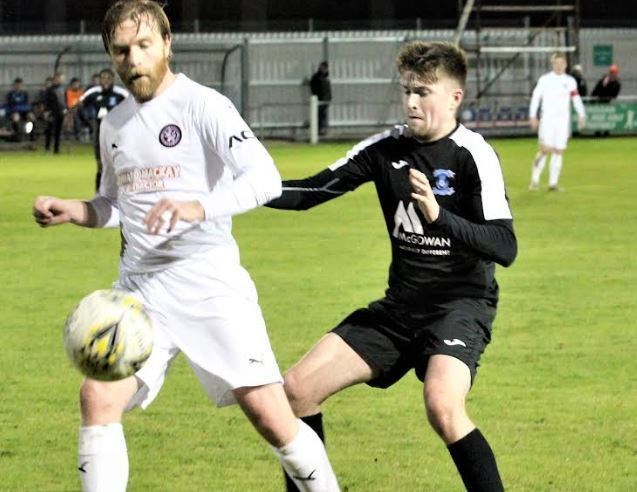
{"left": 266, "top": 150, "right": 374, "bottom": 210}
{"left": 433, "top": 209, "right": 517, "bottom": 267}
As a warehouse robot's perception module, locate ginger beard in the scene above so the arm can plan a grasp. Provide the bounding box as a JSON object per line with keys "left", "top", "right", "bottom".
{"left": 117, "top": 51, "right": 169, "bottom": 103}
{"left": 111, "top": 18, "right": 171, "bottom": 103}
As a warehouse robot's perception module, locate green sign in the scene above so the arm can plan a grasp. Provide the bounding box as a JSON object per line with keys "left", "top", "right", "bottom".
{"left": 574, "top": 103, "right": 637, "bottom": 134}
{"left": 593, "top": 45, "right": 613, "bottom": 66}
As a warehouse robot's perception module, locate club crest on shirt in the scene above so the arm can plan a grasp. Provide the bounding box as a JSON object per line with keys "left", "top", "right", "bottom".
{"left": 159, "top": 124, "right": 182, "bottom": 147}
{"left": 432, "top": 169, "right": 456, "bottom": 196}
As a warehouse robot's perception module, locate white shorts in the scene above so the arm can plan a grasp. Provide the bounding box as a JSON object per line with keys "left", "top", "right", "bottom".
{"left": 115, "top": 248, "right": 283, "bottom": 409}
{"left": 538, "top": 117, "right": 571, "bottom": 150}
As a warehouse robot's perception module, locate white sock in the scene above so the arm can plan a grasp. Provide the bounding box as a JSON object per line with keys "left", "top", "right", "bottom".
{"left": 549, "top": 154, "right": 563, "bottom": 187}
{"left": 78, "top": 423, "right": 128, "bottom": 492}
{"left": 531, "top": 152, "right": 548, "bottom": 186}
{"left": 272, "top": 420, "right": 339, "bottom": 492}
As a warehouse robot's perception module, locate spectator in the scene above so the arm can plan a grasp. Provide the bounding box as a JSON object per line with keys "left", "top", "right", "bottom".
{"left": 43, "top": 72, "right": 66, "bottom": 154}
{"left": 591, "top": 64, "right": 621, "bottom": 103}
{"left": 88, "top": 72, "right": 101, "bottom": 90}
{"left": 28, "top": 77, "right": 53, "bottom": 138}
{"left": 65, "top": 77, "right": 86, "bottom": 141}
{"left": 36, "top": 76, "right": 53, "bottom": 107}
{"left": 310, "top": 61, "right": 332, "bottom": 135}
{"left": 6, "top": 77, "right": 35, "bottom": 141}
{"left": 570, "top": 64, "right": 588, "bottom": 98}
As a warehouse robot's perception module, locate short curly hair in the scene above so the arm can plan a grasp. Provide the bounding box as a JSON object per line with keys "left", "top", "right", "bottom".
{"left": 396, "top": 41, "right": 467, "bottom": 89}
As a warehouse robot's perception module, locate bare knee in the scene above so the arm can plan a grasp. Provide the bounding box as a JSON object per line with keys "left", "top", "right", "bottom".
{"left": 284, "top": 371, "right": 318, "bottom": 417}
{"left": 80, "top": 378, "right": 137, "bottom": 425}
{"left": 424, "top": 391, "right": 471, "bottom": 443}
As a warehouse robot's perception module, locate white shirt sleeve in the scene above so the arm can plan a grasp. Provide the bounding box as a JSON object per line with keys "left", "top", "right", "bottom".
{"left": 529, "top": 76, "right": 544, "bottom": 118}
{"left": 197, "top": 96, "right": 282, "bottom": 220}
{"left": 89, "top": 120, "right": 120, "bottom": 228}
{"left": 572, "top": 94, "right": 586, "bottom": 118}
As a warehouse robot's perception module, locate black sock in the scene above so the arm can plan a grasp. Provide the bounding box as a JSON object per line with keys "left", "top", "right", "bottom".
{"left": 447, "top": 428, "right": 504, "bottom": 492}
{"left": 300, "top": 412, "right": 325, "bottom": 442}
{"left": 284, "top": 413, "right": 325, "bottom": 492}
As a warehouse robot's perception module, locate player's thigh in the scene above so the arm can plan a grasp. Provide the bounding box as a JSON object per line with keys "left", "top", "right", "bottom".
{"left": 553, "top": 124, "right": 569, "bottom": 151}
{"left": 415, "top": 298, "right": 495, "bottom": 385}
{"left": 423, "top": 354, "right": 472, "bottom": 407}
{"left": 285, "top": 332, "right": 374, "bottom": 405}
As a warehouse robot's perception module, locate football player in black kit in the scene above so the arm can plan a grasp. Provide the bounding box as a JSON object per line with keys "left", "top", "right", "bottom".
{"left": 268, "top": 41, "right": 517, "bottom": 491}
{"left": 78, "top": 68, "right": 128, "bottom": 190}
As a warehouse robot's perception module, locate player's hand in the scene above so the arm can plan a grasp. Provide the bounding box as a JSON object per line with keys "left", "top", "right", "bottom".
{"left": 578, "top": 115, "right": 586, "bottom": 130}
{"left": 409, "top": 169, "right": 440, "bottom": 223}
{"left": 530, "top": 116, "right": 539, "bottom": 131}
{"left": 33, "top": 196, "right": 75, "bottom": 227}
{"left": 144, "top": 198, "right": 204, "bottom": 234}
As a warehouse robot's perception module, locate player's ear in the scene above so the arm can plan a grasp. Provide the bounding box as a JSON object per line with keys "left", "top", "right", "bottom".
{"left": 164, "top": 34, "right": 173, "bottom": 60}
{"left": 450, "top": 88, "right": 464, "bottom": 111}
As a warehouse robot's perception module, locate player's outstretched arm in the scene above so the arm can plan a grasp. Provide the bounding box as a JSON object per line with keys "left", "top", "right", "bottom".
{"left": 33, "top": 196, "right": 99, "bottom": 228}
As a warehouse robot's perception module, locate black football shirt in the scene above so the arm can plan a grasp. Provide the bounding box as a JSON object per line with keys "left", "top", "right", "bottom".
{"left": 267, "top": 123, "right": 517, "bottom": 304}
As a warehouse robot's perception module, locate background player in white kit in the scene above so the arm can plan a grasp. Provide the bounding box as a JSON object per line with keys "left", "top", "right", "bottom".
{"left": 32, "top": 1, "right": 339, "bottom": 491}
{"left": 528, "top": 52, "right": 586, "bottom": 191}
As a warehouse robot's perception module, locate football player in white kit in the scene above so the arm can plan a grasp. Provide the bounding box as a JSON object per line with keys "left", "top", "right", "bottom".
{"left": 528, "top": 52, "right": 586, "bottom": 191}
{"left": 32, "top": 1, "right": 339, "bottom": 491}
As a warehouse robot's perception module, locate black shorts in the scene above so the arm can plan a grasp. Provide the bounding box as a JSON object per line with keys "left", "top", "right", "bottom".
{"left": 332, "top": 298, "right": 497, "bottom": 389}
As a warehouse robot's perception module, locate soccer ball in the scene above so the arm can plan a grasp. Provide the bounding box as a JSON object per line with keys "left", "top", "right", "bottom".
{"left": 63, "top": 289, "right": 153, "bottom": 381}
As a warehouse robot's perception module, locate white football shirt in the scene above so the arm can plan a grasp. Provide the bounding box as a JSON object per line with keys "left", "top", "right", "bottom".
{"left": 529, "top": 71, "right": 586, "bottom": 125}
{"left": 91, "top": 74, "right": 281, "bottom": 273}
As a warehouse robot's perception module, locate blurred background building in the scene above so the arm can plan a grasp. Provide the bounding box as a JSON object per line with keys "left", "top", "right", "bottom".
{"left": 1, "top": 1, "right": 636, "bottom": 141}
{"left": 0, "top": 0, "right": 636, "bottom": 33}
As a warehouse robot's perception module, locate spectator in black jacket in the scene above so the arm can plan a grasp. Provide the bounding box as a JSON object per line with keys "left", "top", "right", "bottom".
{"left": 310, "top": 61, "right": 332, "bottom": 135}
{"left": 43, "top": 72, "right": 66, "bottom": 153}
{"left": 592, "top": 64, "right": 621, "bottom": 103}
{"left": 570, "top": 64, "right": 588, "bottom": 98}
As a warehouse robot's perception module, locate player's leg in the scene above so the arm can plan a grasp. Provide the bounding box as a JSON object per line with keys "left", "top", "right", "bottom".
{"left": 530, "top": 144, "right": 550, "bottom": 190}
{"left": 420, "top": 299, "right": 503, "bottom": 491}
{"left": 547, "top": 122, "right": 569, "bottom": 191}
{"left": 424, "top": 355, "right": 503, "bottom": 491}
{"left": 234, "top": 383, "right": 340, "bottom": 492}
{"left": 280, "top": 332, "right": 374, "bottom": 491}
{"left": 548, "top": 124, "right": 568, "bottom": 191}
{"left": 78, "top": 272, "right": 179, "bottom": 492}
{"left": 78, "top": 376, "right": 140, "bottom": 492}
{"left": 531, "top": 120, "right": 555, "bottom": 190}
{"left": 548, "top": 148, "right": 564, "bottom": 190}
{"left": 286, "top": 332, "right": 374, "bottom": 417}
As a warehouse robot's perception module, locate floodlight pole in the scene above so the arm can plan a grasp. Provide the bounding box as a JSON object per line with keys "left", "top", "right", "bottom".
{"left": 454, "top": 0, "right": 475, "bottom": 45}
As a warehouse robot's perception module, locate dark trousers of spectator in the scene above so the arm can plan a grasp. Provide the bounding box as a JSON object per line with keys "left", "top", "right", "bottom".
{"left": 45, "top": 114, "right": 64, "bottom": 154}
{"left": 92, "top": 120, "right": 103, "bottom": 191}
{"left": 318, "top": 102, "right": 329, "bottom": 135}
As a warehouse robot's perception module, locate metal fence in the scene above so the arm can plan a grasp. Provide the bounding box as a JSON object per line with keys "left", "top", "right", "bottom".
{"left": 1, "top": 28, "right": 635, "bottom": 139}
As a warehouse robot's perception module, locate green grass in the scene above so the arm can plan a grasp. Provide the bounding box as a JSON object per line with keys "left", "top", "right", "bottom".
{"left": 1, "top": 136, "right": 636, "bottom": 491}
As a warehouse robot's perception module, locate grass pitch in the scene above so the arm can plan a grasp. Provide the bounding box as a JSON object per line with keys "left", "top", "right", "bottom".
{"left": 0, "top": 136, "right": 635, "bottom": 491}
